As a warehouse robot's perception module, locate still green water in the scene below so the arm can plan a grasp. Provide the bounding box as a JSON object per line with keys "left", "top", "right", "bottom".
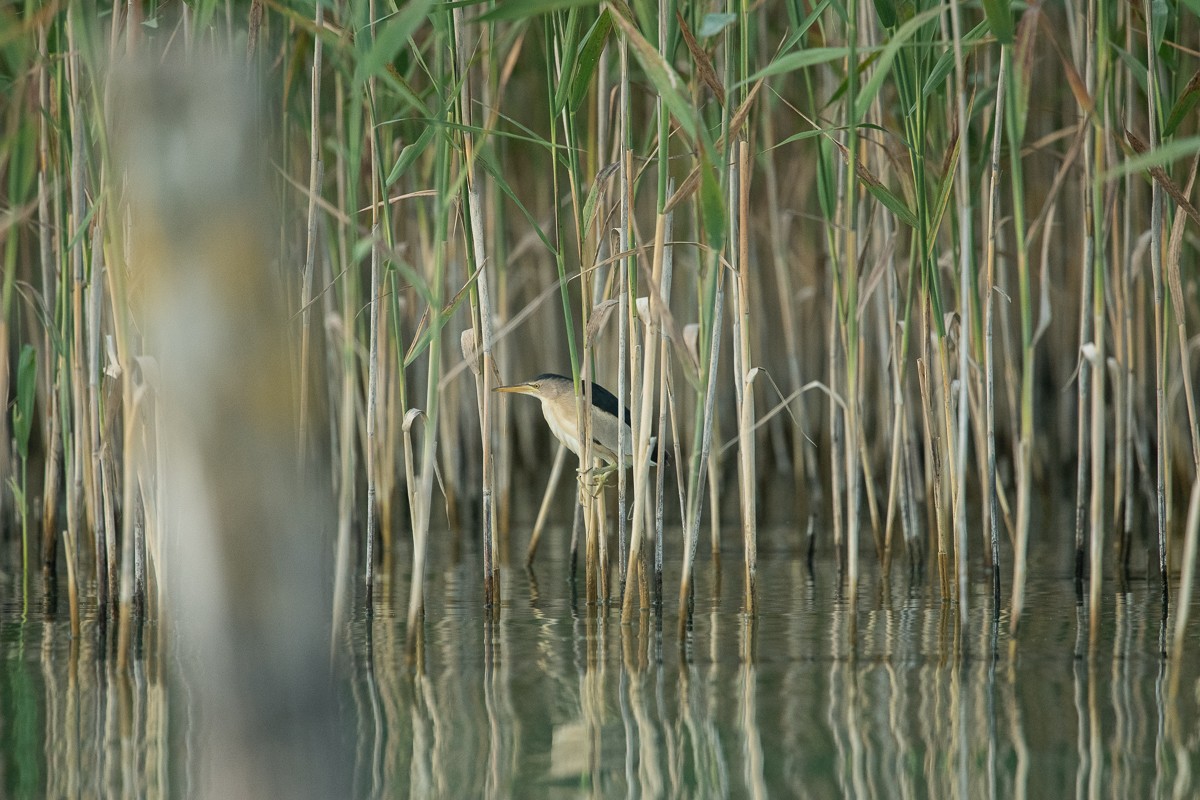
{"left": 2, "top": 526, "right": 1198, "bottom": 798}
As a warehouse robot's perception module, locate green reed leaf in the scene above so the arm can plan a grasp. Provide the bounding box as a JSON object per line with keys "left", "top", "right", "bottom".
{"left": 980, "top": 0, "right": 1013, "bottom": 44}
{"left": 13, "top": 344, "right": 37, "bottom": 461}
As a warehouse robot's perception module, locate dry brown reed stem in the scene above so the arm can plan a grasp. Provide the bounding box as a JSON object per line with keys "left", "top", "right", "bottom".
{"left": 621, "top": 211, "right": 666, "bottom": 622}
{"left": 614, "top": 302, "right": 628, "bottom": 592}
{"left": 362, "top": 1, "right": 384, "bottom": 612}
{"left": 708, "top": 431, "right": 721, "bottom": 557}
{"left": 1010, "top": 109, "right": 1054, "bottom": 637}
{"left": 843, "top": 4, "right": 864, "bottom": 605}
{"left": 1086, "top": 337, "right": 1105, "bottom": 643}
{"left": 299, "top": 5, "right": 323, "bottom": 462}
{"left": 1114, "top": 202, "right": 1133, "bottom": 572}
{"left": 65, "top": 10, "right": 101, "bottom": 618}
{"left": 616, "top": 145, "right": 631, "bottom": 594}
{"left": 856, "top": 417, "right": 883, "bottom": 561}
{"left": 496, "top": 269, "right": 513, "bottom": 541}
{"left": 881, "top": 221, "right": 910, "bottom": 574}
{"left": 1171, "top": 475, "right": 1200, "bottom": 667}
{"left": 379, "top": 327, "right": 398, "bottom": 577}
{"left": 63, "top": 10, "right": 87, "bottom": 599}
{"left": 364, "top": 220, "right": 381, "bottom": 611}
{"left": 332, "top": 263, "right": 357, "bottom": 640}
{"left": 330, "top": 61, "right": 356, "bottom": 637}
{"left": 456, "top": 5, "right": 499, "bottom": 608}
{"left": 679, "top": 252, "right": 725, "bottom": 638}
{"left": 403, "top": 407, "right": 429, "bottom": 656}
{"left": 734, "top": 140, "right": 757, "bottom": 614}
{"left": 822, "top": 120, "right": 847, "bottom": 578}
{"left": 935, "top": 333, "right": 958, "bottom": 601}
{"left": 467, "top": 199, "right": 499, "bottom": 604}
{"left": 878, "top": 241, "right": 897, "bottom": 573}
{"left": 35, "top": 18, "right": 61, "bottom": 576}
{"left": 948, "top": 0, "right": 974, "bottom": 628}
{"left": 828, "top": 226, "right": 845, "bottom": 575}
{"left": 1145, "top": 10, "right": 1170, "bottom": 597}
{"left": 1071, "top": 13, "right": 1094, "bottom": 584}
{"left": 87, "top": 225, "right": 112, "bottom": 611}
{"left": 62, "top": 523, "right": 80, "bottom": 636}
{"left": 916, "top": 344, "right": 948, "bottom": 598}
{"left": 624, "top": 321, "right": 643, "bottom": 604}
{"left": 109, "top": 197, "right": 148, "bottom": 660}
{"left": 579, "top": 284, "right": 599, "bottom": 604}
{"left": 1166, "top": 219, "right": 1195, "bottom": 479}
{"left": 654, "top": 205, "right": 677, "bottom": 597}
{"left": 1166, "top": 155, "right": 1200, "bottom": 474}
{"left": 1086, "top": 0, "right": 1109, "bottom": 643}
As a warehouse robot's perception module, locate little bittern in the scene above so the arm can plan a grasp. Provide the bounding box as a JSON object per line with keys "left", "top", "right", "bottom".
{"left": 495, "top": 373, "right": 668, "bottom": 476}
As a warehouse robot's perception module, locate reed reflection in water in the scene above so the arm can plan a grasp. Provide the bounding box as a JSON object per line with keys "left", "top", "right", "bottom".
{"left": 6, "top": 528, "right": 1195, "bottom": 798}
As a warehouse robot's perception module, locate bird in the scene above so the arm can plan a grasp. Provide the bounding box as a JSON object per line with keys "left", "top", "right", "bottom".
{"left": 494, "top": 373, "right": 669, "bottom": 481}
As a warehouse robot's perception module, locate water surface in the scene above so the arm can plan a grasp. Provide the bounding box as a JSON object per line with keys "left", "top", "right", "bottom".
{"left": 2, "top": 526, "right": 1198, "bottom": 798}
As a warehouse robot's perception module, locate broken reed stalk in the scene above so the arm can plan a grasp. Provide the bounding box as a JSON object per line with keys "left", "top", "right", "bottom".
{"left": 403, "top": 407, "right": 429, "bottom": 657}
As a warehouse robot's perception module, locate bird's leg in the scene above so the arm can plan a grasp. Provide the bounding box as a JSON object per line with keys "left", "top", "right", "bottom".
{"left": 577, "top": 463, "right": 614, "bottom": 497}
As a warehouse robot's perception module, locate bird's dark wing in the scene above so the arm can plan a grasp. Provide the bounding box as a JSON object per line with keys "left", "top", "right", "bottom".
{"left": 591, "top": 380, "right": 673, "bottom": 466}
{"left": 588, "top": 381, "right": 632, "bottom": 428}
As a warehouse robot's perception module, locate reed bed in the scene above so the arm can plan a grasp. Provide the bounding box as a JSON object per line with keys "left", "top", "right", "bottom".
{"left": 1, "top": 0, "right": 1199, "bottom": 654}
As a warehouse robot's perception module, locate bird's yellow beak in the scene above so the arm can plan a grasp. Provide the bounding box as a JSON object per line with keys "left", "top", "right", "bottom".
{"left": 494, "top": 382, "right": 535, "bottom": 395}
